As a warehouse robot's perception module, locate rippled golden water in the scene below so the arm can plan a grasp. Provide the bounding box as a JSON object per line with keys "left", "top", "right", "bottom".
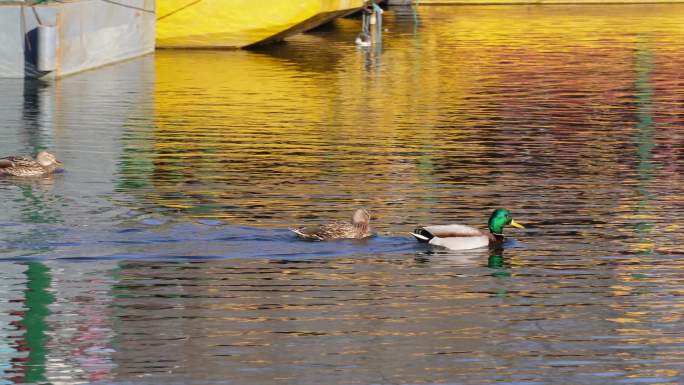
{"left": 0, "top": 4, "right": 683, "bottom": 385}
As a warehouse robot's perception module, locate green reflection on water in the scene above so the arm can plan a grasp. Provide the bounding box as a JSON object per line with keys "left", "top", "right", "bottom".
{"left": 633, "top": 42, "right": 655, "bottom": 252}
{"left": 635, "top": 44, "right": 654, "bottom": 194}
{"left": 18, "top": 186, "right": 60, "bottom": 225}
{"left": 488, "top": 252, "right": 511, "bottom": 279}
{"left": 22, "top": 262, "right": 54, "bottom": 384}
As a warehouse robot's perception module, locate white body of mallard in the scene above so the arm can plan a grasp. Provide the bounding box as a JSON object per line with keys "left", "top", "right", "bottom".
{"left": 411, "top": 224, "right": 498, "bottom": 251}
{"left": 355, "top": 32, "right": 371, "bottom": 47}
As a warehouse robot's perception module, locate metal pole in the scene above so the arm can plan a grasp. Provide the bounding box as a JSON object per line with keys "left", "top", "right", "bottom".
{"left": 372, "top": 3, "right": 383, "bottom": 45}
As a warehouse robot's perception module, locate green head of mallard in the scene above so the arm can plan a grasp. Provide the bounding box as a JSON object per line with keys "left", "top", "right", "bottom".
{"left": 488, "top": 208, "right": 524, "bottom": 236}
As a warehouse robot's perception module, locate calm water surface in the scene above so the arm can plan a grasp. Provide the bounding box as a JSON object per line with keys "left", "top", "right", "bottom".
{"left": 1, "top": 4, "right": 683, "bottom": 384}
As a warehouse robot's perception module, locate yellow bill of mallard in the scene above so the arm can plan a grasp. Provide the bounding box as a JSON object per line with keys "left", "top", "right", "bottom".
{"left": 510, "top": 220, "right": 524, "bottom": 229}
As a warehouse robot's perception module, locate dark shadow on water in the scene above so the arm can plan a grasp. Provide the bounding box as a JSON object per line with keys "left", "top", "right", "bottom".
{"left": 247, "top": 39, "right": 347, "bottom": 74}
{"left": 304, "top": 20, "right": 339, "bottom": 33}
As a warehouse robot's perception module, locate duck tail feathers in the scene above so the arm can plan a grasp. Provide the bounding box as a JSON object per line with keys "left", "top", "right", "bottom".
{"left": 291, "top": 228, "right": 324, "bottom": 241}
{"left": 410, "top": 227, "right": 434, "bottom": 243}
{"left": 290, "top": 228, "right": 307, "bottom": 237}
{"left": 410, "top": 232, "right": 429, "bottom": 241}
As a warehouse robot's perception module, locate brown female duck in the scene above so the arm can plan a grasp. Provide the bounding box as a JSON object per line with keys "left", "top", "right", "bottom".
{"left": 0, "top": 151, "right": 62, "bottom": 177}
{"left": 291, "top": 209, "right": 373, "bottom": 241}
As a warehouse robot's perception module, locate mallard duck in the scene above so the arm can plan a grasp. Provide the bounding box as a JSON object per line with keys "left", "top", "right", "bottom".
{"left": 0, "top": 151, "right": 62, "bottom": 177}
{"left": 355, "top": 32, "right": 371, "bottom": 47}
{"left": 411, "top": 208, "right": 524, "bottom": 251}
{"left": 291, "top": 209, "right": 373, "bottom": 241}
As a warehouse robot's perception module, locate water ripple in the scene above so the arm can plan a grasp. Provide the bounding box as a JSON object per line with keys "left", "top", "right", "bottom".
{"left": 0, "top": 4, "right": 683, "bottom": 385}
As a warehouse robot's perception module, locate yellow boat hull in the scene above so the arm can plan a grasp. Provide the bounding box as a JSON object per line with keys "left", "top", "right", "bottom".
{"left": 156, "top": 0, "right": 365, "bottom": 48}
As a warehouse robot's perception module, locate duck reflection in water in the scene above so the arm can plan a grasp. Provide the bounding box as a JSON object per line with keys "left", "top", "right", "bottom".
{"left": 412, "top": 245, "right": 514, "bottom": 273}
{"left": 488, "top": 247, "right": 512, "bottom": 278}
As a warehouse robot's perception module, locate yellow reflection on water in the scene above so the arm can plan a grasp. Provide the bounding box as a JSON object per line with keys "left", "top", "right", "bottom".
{"left": 134, "top": 5, "right": 684, "bottom": 252}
